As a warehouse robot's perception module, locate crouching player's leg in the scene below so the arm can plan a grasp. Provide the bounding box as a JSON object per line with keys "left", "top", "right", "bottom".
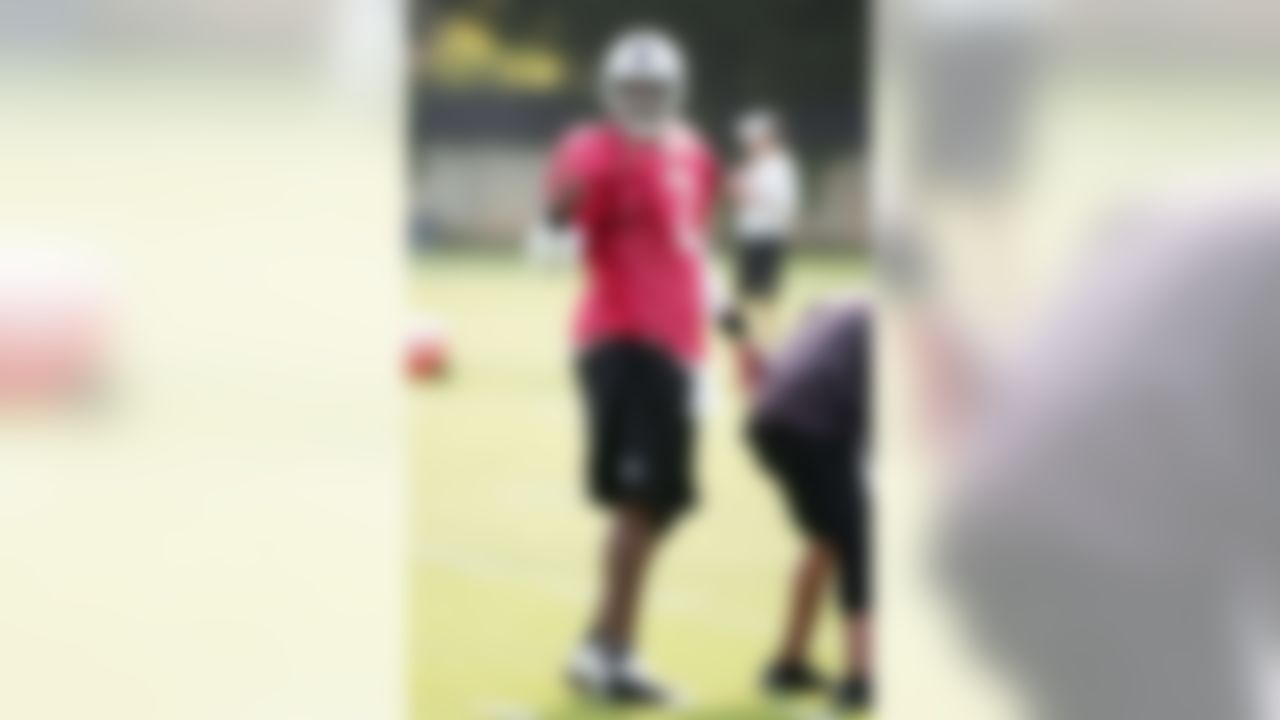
{"left": 775, "top": 541, "right": 834, "bottom": 687}
{"left": 750, "top": 418, "right": 873, "bottom": 713}
{"left": 832, "top": 462, "right": 873, "bottom": 713}
{"left": 567, "top": 341, "right": 696, "bottom": 707}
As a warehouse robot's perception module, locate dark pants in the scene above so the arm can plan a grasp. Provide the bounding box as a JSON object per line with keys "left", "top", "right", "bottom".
{"left": 736, "top": 240, "right": 787, "bottom": 301}
{"left": 577, "top": 341, "right": 696, "bottom": 525}
{"left": 749, "top": 418, "right": 869, "bottom": 613}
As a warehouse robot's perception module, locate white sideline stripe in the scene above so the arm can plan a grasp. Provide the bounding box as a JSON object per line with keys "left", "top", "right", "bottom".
{"left": 416, "top": 543, "right": 771, "bottom": 640}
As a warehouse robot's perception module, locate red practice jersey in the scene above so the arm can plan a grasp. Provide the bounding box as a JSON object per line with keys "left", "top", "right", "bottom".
{"left": 547, "top": 121, "right": 719, "bottom": 366}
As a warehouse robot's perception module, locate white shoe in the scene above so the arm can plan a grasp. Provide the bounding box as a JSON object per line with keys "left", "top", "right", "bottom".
{"left": 567, "top": 640, "right": 611, "bottom": 697}
{"left": 566, "top": 639, "right": 682, "bottom": 707}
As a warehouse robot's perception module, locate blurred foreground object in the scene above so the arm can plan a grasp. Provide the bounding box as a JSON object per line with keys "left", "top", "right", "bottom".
{"left": 0, "top": 241, "right": 109, "bottom": 408}
{"left": 405, "top": 314, "right": 450, "bottom": 382}
{"left": 942, "top": 183, "right": 1280, "bottom": 720}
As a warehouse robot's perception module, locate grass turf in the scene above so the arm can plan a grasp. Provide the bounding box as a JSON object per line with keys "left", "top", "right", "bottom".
{"left": 410, "top": 253, "right": 867, "bottom": 719}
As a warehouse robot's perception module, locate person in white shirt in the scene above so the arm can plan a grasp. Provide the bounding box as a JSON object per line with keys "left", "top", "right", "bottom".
{"left": 731, "top": 109, "right": 803, "bottom": 346}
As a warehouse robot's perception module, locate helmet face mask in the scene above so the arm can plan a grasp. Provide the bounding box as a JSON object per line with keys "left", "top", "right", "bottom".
{"left": 605, "top": 77, "right": 681, "bottom": 137}
{"left": 599, "top": 28, "right": 687, "bottom": 139}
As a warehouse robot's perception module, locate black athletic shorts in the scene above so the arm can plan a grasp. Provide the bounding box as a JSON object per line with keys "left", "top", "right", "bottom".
{"left": 736, "top": 240, "right": 786, "bottom": 300}
{"left": 577, "top": 341, "right": 696, "bottom": 523}
{"left": 749, "top": 418, "right": 869, "bottom": 613}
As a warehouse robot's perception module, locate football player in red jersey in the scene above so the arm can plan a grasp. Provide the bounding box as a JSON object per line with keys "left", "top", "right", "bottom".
{"left": 539, "top": 27, "right": 719, "bottom": 706}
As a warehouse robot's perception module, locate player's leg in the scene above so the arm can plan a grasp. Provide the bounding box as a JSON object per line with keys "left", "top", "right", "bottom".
{"left": 750, "top": 420, "right": 834, "bottom": 694}
{"left": 753, "top": 242, "right": 787, "bottom": 347}
{"left": 734, "top": 243, "right": 765, "bottom": 345}
{"left": 571, "top": 503, "right": 678, "bottom": 705}
{"left": 569, "top": 342, "right": 693, "bottom": 705}
{"left": 737, "top": 241, "right": 786, "bottom": 348}
{"left": 592, "top": 503, "right": 668, "bottom": 652}
{"left": 835, "top": 611, "right": 874, "bottom": 712}
{"left": 591, "top": 343, "right": 695, "bottom": 702}
{"left": 572, "top": 343, "right": 647, "bottom": 699}
{"left": 765, "top": 541, "right": 834, "bottom": 693}
{"left": 831, "top": 454, "right": 873, "bottom": 713}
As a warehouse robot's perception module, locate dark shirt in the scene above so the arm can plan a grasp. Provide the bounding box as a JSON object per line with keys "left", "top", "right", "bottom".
{"left": 753, "top": 296, "right": 870, "bottom": 446}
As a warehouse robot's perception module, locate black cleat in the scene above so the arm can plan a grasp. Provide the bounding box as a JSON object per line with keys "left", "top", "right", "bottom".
{"left": 762, "top": 659, "right": 828, "bottom": 696}
{"left": 833, "top": 676, "right": 872, "bottom": 714}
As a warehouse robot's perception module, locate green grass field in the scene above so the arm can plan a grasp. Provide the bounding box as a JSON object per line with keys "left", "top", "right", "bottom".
{"left": 410, "top": 253, "right": 867, "bottom": 720}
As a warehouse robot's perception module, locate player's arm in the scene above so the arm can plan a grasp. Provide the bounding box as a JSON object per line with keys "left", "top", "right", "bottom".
{"left": 543, "top": 127, "right": 596, "bottom": 230}
{"left": 700, "top": 151, "right": 745, "bottom": 339}
{"left": 701, "top": 156, "right": 768, "bottom": 392}
{"left": 704, "top": 249, "right": 767, "bottom": 394}
{"left": 546, "top": 179, "right": 584, "bottom": 231}
{"left": 526, "top": 134, "right": 589, "bottom": 266}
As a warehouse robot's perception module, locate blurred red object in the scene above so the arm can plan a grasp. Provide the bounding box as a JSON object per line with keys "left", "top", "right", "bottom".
{"left": 404, "top": 315, "right": 450, "bottom": 382}
{"left": 0, "top": 246, "right": 109, "bottom": 406}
